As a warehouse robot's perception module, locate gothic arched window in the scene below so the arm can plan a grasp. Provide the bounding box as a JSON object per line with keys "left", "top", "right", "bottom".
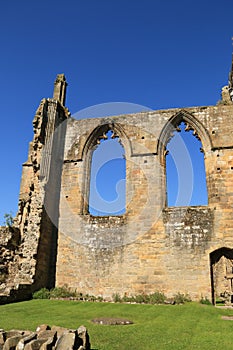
{"left": 166, "top": 121, "right": 208, "bottom": 206}
{"left": 89, "top": 130, "right": 126, "bottom": 216}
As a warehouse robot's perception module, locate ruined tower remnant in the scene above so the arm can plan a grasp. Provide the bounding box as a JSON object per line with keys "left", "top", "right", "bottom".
{"left": 0, "top": 59, "right": 233, "bottom": 304}
{"left": 53, "top": 74, "right": 67, "bottom": 105}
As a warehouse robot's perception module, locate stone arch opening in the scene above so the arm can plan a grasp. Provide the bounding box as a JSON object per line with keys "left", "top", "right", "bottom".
{"left": 210, "top": 248, "right": 233, "bottom": 305}
{"left": 166, "top": 121, "right": 208, "bottom": 206}
{"left": 89, "top": 129, "right": 126, "bottom": 216}
{"left": 157, "top": 110, "right": 212, "bottom": 207}
{"left": 81, "top": 123, "right": 129, "bottom": 216}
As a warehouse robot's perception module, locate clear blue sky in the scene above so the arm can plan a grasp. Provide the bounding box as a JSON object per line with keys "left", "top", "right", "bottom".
{"left": 0, "top": 0, "right": 232, "bottom": 223}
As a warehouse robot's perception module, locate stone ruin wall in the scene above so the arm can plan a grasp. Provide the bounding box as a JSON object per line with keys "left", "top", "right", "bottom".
{"left": 55, "top": 104, "right": 233, "bottom": 303}
{"left": 0, "top": 84, "right": 70, "bottom": 302}
{"left": 0, "top": 72, "right": 233, "bottom": 304}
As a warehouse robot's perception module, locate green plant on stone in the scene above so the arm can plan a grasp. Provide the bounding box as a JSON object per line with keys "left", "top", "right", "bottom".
{"left": 3, "top": 212, "right": 14, "bottom": 227}
{"left": 200, "top": 297, "right": 212, "bottom": 305}
{"left": 32, "top": 286, "right": 77, "bottom": 300}
{"left": 97, "top": 296, "right": 103, "bottom": 302}
{"left": 149, "top": 291, "right": 166, "bottom": 304}
{"left": 134, "top": 294, "right": 148, "bottom": 304}
{"left": 32, "top": 288, "right": 50, "bottom": 299}
{"left": 173, "top": 292, "right": 191, "bottom": 304}
{"left": 112, "top": 293, "right": 122, "bottom": 303}
{"left": 122, "top": 293, "right": 133, "bottom": 303}
{"left": 49, "top": 286, "right": 76, "bottom": 299}
{"left": 32, "top": 287, "right": 193, "bottom": 305}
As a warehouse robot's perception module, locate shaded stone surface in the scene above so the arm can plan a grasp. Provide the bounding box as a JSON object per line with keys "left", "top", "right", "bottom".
{"left": 3, "top": 335, "right": 24, "bottom": 350}
{"left": 50, "top": 327, "right": 68, "bottom": 338}
{"left": 24, "top": 338, "right": 48, "bottom": 350}
{"left": 16, "top": 332, "right": 37, "bottom": 350}
{"left": 77, "top": 326, "right": 91, "bottom": 349}
{"left": 55, "top": 333, "right": 76, "bottom": 350}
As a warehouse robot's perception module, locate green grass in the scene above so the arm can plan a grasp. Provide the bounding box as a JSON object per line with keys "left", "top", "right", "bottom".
{"left": 1, "top": 300, "right": 233, "bottom": 349}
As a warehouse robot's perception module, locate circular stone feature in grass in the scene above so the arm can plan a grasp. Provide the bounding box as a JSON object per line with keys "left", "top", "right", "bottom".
{"left": 91, "top": 318, "right": 133, "bottom": 325}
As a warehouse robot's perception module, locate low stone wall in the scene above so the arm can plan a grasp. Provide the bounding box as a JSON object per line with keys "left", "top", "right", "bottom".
{"left": 0, "top": 324, "right": 90, "bottom": 350}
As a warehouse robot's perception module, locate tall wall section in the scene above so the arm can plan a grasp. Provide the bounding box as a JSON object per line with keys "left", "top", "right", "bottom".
{"left": 56, "top": 102, "right": 233, "bottom": 302}
{"left": 0, "top": 75, "right": 69, "bottom": 303}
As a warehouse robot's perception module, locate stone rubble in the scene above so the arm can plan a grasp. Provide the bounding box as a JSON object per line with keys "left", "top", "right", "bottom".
{"left": 0, "top": 325, "right": 90, "bottom": 350}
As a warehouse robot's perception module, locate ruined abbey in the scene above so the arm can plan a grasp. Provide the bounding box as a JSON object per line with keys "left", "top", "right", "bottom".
{"left": 0, "top": 58, "right": 233, "bottom": 305}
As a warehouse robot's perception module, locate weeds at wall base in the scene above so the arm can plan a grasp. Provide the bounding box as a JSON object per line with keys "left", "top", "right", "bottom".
{"left": 32, "top": 286, "right": 193, "bottom": 305}
{"left": 199, "top": 297, "right": 212, "bottom": 305}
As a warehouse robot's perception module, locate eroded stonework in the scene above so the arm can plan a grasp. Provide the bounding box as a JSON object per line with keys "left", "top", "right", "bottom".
{"left": 1, "top": 63, "right": 233, "bottom": 304}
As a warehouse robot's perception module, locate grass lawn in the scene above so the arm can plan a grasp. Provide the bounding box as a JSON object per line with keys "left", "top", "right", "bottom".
{"left": 1, "top": 300, "right": 233, "bottom": 349}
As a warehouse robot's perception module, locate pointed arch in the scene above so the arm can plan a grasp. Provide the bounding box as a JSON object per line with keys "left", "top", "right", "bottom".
{"left": 157, "top": 109, "right": 213, "bottom": 160}
{"left": 157, "top": 109, "right": 210, "bottom": 207}
{"left": 81, "top": 122, "right": 130, "bottom": 215}
{"left": 210, "top": 247, "right": 233, "bottom": 304}
{"left": 81, "top": 121, "right": 132, "bottom": 160}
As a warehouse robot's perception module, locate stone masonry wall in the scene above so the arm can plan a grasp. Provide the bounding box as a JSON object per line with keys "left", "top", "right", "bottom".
{"left": 56, "top": 103, "right": 233, "bottom": 302}
{"left": 0, "top": 76, "right": 70, "bottom": 303}
{"left": 0, "top": 226, "right": 20, "bottom": 296}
